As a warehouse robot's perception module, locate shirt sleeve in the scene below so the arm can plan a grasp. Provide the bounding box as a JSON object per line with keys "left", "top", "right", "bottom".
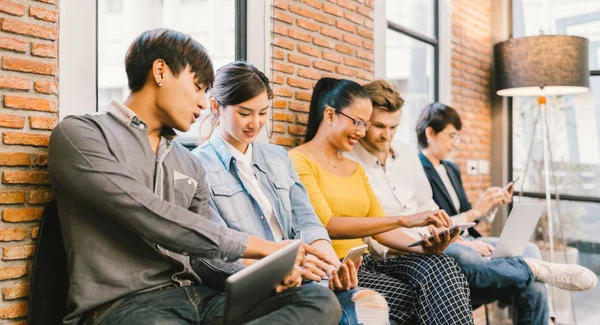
{"left": 289, "top": 151, "right": 335, "bottom": 227}
{"left": 48, "top": 117, "right": 248, "bottom": 262}
{"left": 359, "top": 167, "right": 386, "bottom": 217}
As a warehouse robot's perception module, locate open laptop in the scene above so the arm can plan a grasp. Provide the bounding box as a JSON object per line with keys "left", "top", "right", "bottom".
{"left": 491, "top": 202, "right": 546, "bottom": 259}
{"left": 224, "top": 240, "right": 301, "bottom": 324}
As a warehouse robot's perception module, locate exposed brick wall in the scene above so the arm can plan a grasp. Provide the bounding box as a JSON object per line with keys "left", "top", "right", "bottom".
{"left": 0, "top": 0, "right": 59, "bottom": 322}
{"left": 451, "top": 0, "right": 492, "bottom": 212}
{"left": 270, "top": 0, "right": 375, "bottom": 147}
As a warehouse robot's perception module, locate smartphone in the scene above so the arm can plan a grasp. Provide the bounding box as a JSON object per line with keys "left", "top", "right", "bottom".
{"left": 503, "top": 176, "right": 521, "bottom": 190}
{"left": 407, "top": 223, "right": 476, "bottom": 247}
{"left": 339, "top": 244, "right": 368, "bottom": 267}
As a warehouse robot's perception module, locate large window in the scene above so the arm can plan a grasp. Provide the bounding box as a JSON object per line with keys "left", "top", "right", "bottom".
{"left": 512, "top": 0, "right": 600, "bottom": 322}
{"left": 385, "top": 0, "right": 438, "bottom": 148}
{"left": 97, "top": 0, "right": 244, "bottom": 145}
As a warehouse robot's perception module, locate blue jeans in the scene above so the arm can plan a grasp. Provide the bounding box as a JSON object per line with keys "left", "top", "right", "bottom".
{"left": 81, "top": 283, "right": 341, "bottom": 325}
{"left": 445, "top": 237, "right": 548, "bottom": 325}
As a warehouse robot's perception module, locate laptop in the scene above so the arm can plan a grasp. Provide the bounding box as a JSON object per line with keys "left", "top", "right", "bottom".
{"left": 491, "top": 202, "right": 546, "bottom": 259}
{"left": 223, "top": 240, "right": 301, "bottom": 324}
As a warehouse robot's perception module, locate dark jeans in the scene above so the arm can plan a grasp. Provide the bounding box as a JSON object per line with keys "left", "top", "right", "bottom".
{"left": 81, "top": 283, "right": 341, "bottom": 325}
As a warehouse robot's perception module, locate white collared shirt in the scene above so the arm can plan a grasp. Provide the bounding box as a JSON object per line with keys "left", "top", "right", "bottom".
{"left": 217, "top": 129, "right": 284, "bottom": 242}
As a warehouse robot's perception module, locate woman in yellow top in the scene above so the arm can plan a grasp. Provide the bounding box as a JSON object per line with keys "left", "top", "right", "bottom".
{"left": 289, "top": 77, "right": 473, "bottom": 324}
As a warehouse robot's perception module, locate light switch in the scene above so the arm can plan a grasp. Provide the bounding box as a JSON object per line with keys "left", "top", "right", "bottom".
{"left": 478, "top": 160, "right": 490, "bottom": 174}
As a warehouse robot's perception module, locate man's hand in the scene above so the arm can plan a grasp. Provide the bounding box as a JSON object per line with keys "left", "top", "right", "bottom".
{"left": 302, "top": 254, "right": 334, "bottom": 282}
{"left": 455, "top": 239, "right": 495, "bottom": 257}
{"left": 275, "top": 265, "right": 303, "bottom": 293}
{"left": 272, "top": 240, "right": 333, "bottom": 292}
{"left": 421, "top": 226, "right": 461, "bottom": 254}
{"left": 329, "top": 257, "right": 361, "bottom": 291}
{"left": 399, "top": 210, "right": 452, "bottom": 229}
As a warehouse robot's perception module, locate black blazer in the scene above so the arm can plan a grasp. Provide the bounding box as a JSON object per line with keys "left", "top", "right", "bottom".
{"left": 419, "top": 153, "right": 481, "bottom": 237}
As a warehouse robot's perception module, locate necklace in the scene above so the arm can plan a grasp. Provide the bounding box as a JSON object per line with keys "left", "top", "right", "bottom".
{"left": 321, "top": 151, "right": 341, "bottom": 168}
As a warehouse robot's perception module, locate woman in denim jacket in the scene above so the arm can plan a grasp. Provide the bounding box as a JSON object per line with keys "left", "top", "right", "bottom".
{"left": 191, "top": 61, "right": 390, "bottom": 325}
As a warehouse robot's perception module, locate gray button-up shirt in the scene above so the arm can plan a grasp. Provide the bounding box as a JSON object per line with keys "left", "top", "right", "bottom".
{"left": 49, "top": 101, "right": 248, "bottom": 325}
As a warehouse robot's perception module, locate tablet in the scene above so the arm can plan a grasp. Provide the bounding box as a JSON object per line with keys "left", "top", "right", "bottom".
{"left": 407, "top": 223, "right": 476, "bottom": 247}
{"left": 224, "top": 241, "right": 301, "bottom": 324}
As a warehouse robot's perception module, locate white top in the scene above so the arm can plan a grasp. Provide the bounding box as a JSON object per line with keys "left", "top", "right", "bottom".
{"left": 434, "top": 164, "right": 461, "bottom": 212}
{"left": 217, "top": 129, "right": 284, "bottom": 242}
{"left": 347, "top": 142, "right": 468, "bottom": 240}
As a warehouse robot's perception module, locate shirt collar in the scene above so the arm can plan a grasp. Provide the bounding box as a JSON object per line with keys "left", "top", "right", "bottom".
{"left": 216, "top": 128, "right": 253, "bottom": 166}
{"left": 107, "top": 100, "right": 176, "bottom": 141}
{"left": 352, "top": 142, "right": 396, "bottom": 167}
{"left": 209, "top": 128, "right": 266, "bottom": 172}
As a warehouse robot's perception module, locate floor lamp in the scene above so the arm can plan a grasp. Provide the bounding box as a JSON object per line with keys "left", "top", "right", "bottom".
{"left": 494, "top": 35, "right": 590, "bottom": 264}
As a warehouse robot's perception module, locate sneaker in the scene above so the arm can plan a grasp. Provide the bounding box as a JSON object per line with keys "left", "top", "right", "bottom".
{"left": 526, "top": 258, "right": 598, "bottom": 291}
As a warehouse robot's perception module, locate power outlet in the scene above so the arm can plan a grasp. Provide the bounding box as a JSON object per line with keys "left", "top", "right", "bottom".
{"left": 467, "top": 159, "right": 478, "bottom": 175}
{"left": 478, "top": 160, "right": 490, "bottom": 175}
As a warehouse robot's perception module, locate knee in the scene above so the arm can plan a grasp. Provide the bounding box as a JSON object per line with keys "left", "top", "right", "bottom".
{"left": 445, "top": 244, "right": 480, "bottom": 269}
{"left": 300, "top": 284, "right": 342, "bottom": 324}
{"left": 352, "top": 289, "right": 389, "bottom": 325}
{"left": 522, "top": 243, "right": 542, "bottom": 259}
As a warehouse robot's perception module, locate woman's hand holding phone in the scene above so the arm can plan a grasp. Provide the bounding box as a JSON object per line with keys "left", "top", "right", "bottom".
{"left": 329, "top": 257, "right": 360, "bottom": 291}
{"left": 421, "top": 225, "right": 461, "bottom": 254}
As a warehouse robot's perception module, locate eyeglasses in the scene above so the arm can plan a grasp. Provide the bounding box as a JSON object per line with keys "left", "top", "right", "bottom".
{"left": 335, "top": 109, "right": 371, "bottom": 131}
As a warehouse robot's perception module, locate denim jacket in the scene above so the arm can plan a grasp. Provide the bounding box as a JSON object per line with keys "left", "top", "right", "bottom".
{"left": 190, "top": 132, "right": 330, "bottom": 290}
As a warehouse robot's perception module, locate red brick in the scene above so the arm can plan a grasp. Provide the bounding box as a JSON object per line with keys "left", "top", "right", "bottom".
{"left": 336, "top": 66, "right": 357, "bottom": 77}
{"left": 2, "top": 171, "right": 48, "bottom": 185}
{"left": 272, "top": 123, "right": 286, "bottom": 133}
{"left": 288, "top": 29, "right": 312, "bottom": 43}
{"left": 0, "top": 153, "right": 29, "bottom": 166}
{"left": 0, "top": 18, "right": 57, "bottom": 40}
{"left": 0, "top": 114, "right": 25, "bottom": 129}
{"left": 298, "top": 68, "right": 321, "bottom": 80}
{"left": 37, "top": 0, "right": 58, "bottom": 3}
{"left": 356, "top": 70, "right": 372, "bottom": 81}
{"left": 274, "top": 10, "right": 294, "bottom": 24}
{"left": 323, "top": 2, "right": 343, "bottom": 17}
{"left": 3, "top": 132, "right": 49, "bottom": 147}
{"left": 0, "top": 76, "right": 29, "bottom": 90}
{"left": 28, "top": 189, "right": 53, "bottom": 204}
{"left": 273, "top": 99, "right": 287, "bottom": 109}
{"left": 343, "top": 34, "right": 362, "bottom": 46}
{"left": 287, "top": 78, "right": 313, "bottom": 90}
{"left": 323, "top": 51, "right": 343, "bottom": 64}
{"left": 2, "top": 57, "right": 57, "bottom": 76}
{"left": 314, "top": 60, "right": 336, "bottom": 72}
{"left": 357, "top": 27, "right": 373, "bottom": 39}
{"left": 273, "top": 48, "right": 285, "bottom": 60}
{"left": 299, "top": 0, "right": 322, "bottom": 10}
{"left": 29, "top": 6, "right": 57, "bottom": 22}
{"left": 363, "top": 41, "right": 373, "bottom": 50}
{"left": 336, "top": 20, "right": 356, "bottom": 34}
{"left": 357, "top": 5, "right": 373, "bottom": 18}
{"left": 31, "top": 42, "right": 57, "bottom": 58}
{"left": 365, "top": 0, "right": 374, "bottom": 8}
{"left": 273, "top": 87, "right": 293, "bottom": 98}
{"left": 4, "top": 95, "right": 57, "bottom": 112}
{"left": 297, "top": 18, "right": 319, "bottom": 32}
{"left": 0, "top": 191, "right": 26, "bottom": 204}
{"left": 0, "top": 0, "right": 26, "bottom": 16}
{"left": 0, "top": 266, "right": 26, "bottom": 280}
{"left": 272, "top": 136, "right": 295, "bottom": 147}
{"left": 344, "top": 12, "right": 364, "bottom": 25}
{"left": 295, "top": 91, "right": 313, "bottom": 102}
{"left": 289, "top": 102, "right": 310, "bottom": 112}
{"left": 2, "top": 208, "right": 44, "bottom": 222}
{"left": 29, "top": 116, "right": 57, "bottom": 130}
{"left": 298, "top": 44, "right": 320, "bottom": 58}
{"left": 273, "top": 62, "right": 295, "bottom": 74}
{"left": 0, "top": 228, "right": 26, "bottom": 241}
{"left": 273, "top": 112, "right": 294, "bottom": 123}
{"left": 364, "top": 18, "right": 374, "bottom": 29}
{"left": 273, "top": 37, "right": 295, "bottom": 51}
{"left": 3, "top": 245, "right": 35, "bottom": 260}
{"left": 274, "top": 22, "right": 288, "bottom": 36}
{"left": 0, "top": 36, "right": 27, "bottom": 53}
{"left": 296, "top": 113, "right": 309, "bottom": 125}
{"left": 0, "top": 302, "right": 28, "bottom": 319}
{"left": 336, "top": 44, "right": 354, "bottom": 55}
{"left": 314, "top": 13, "right": 335, "bottom": 25}
{"left": 288, "top": 125, "right": 307, "bottom": 136}
{"left": 289, "top": 3, "right": 313, "bottom": 18}
{"left": 356, "top": 49, "right": 374, "bottom": 61}
{"left": 34, "top": 153, "right": 48, "bottom": 167}
{"left": 321, "top": 26, "right": 342, "bottom": 40}
{"left": 2, "top": 283, "right": 29, "bottom": 300}
{"left": 31, "top": 225, "right": 39, "bottom": 239}
{"left": 363, "top": 62, "right": 374, "bottom": 72}
{"left": 33, "top": 80, "right": 57, "bottom": 94}
{"left": 337, "top": 0, "right": 357, "bottom": 11}
{"left": 288, "top": 54, "right": 312, "bottom": 67}
{"left": 313, "top": 36, "right": 334, "bottom": 49}
{"left": 273, "top": 74, "right": 285, "bottom": 85}
{"left": 344, "top": 57, "right": 364, "bottom": 69}
{"left": 273, "top": 0, "right": 289, "bottom": 10}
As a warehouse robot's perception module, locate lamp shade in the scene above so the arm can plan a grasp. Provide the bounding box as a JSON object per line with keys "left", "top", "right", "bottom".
{"left": 494, "top": 35, "right": 589, "bottom": 96}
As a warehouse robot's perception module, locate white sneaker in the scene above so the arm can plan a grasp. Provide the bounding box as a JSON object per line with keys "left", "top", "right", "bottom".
{"left": 526, "top": 258, "right": 598, "bottom": 291}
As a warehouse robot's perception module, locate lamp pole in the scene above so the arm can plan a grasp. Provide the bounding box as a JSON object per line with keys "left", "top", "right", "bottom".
{"left": 538, "top": 90, "right": 555, "bottom": 263}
